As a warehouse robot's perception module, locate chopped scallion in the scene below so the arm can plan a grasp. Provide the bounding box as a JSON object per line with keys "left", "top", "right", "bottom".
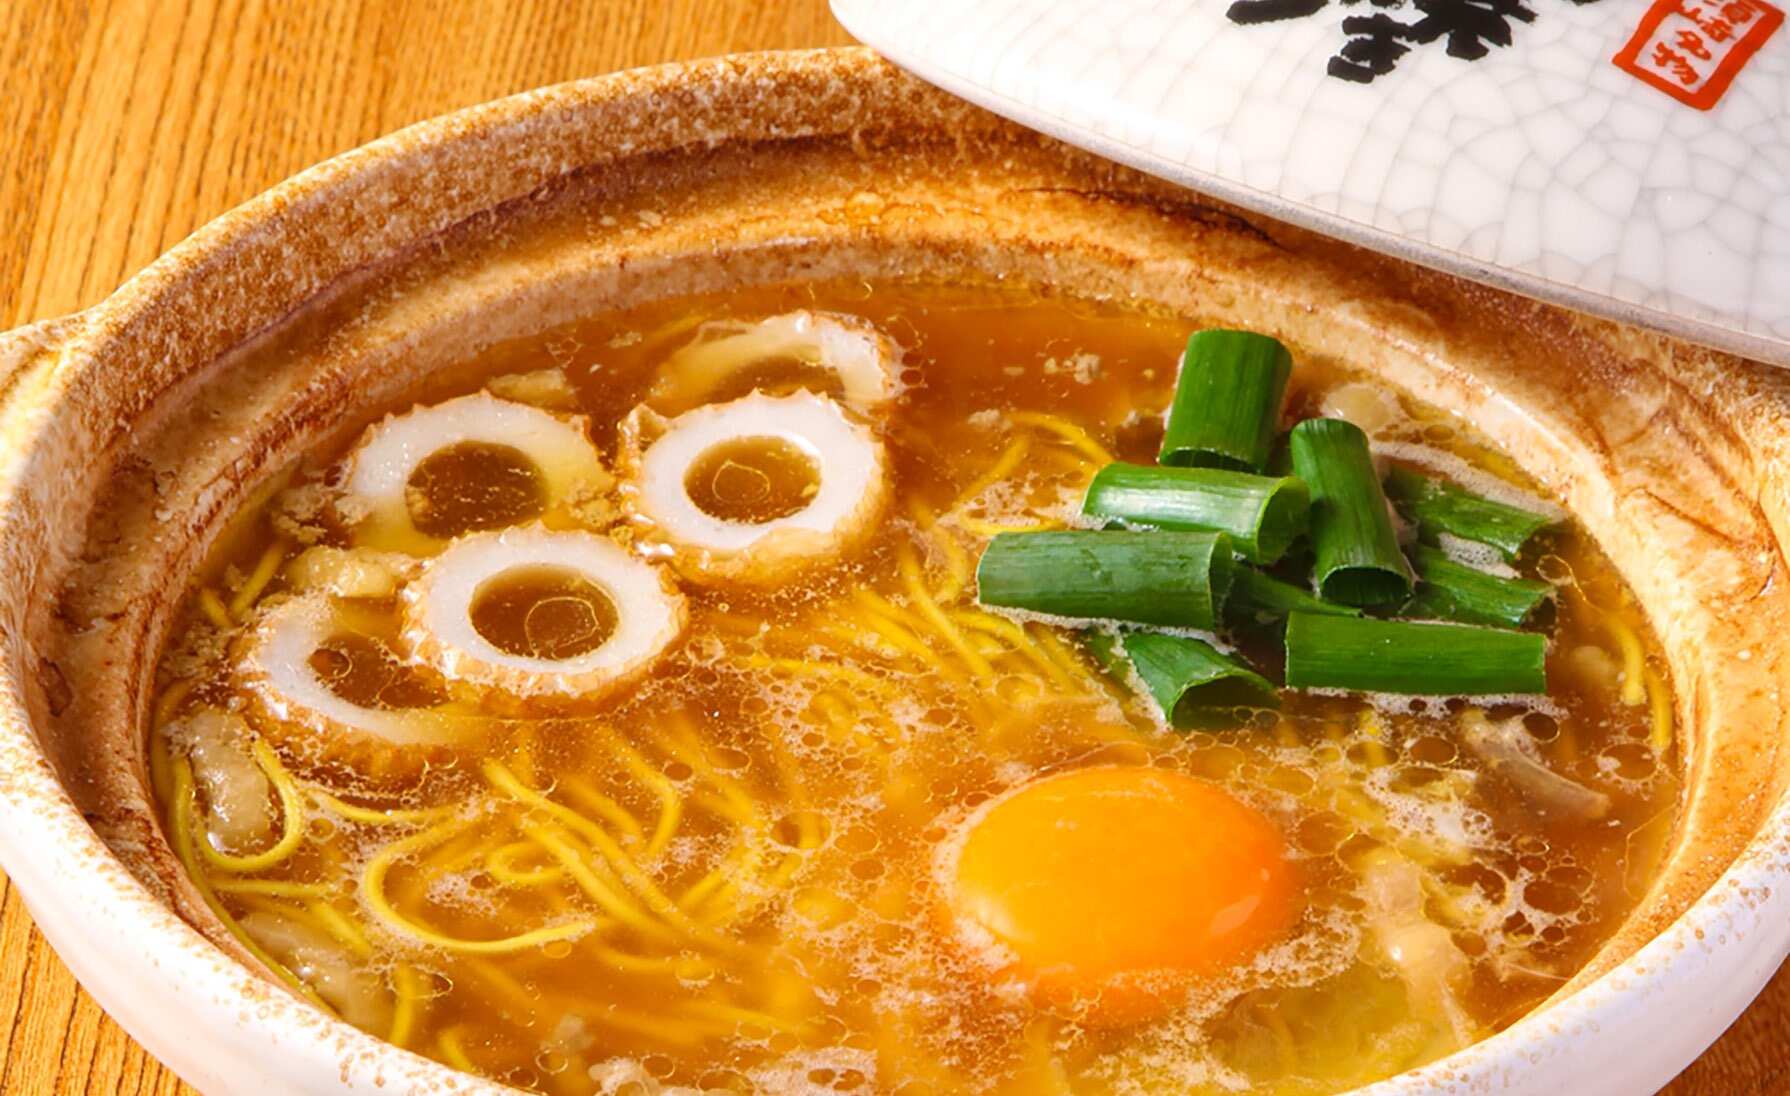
{"left": 1081, "top": 462, "right": 1309, "bottom": 563}
{"left": 1404, "top": 545, "right": 1553, "bottom": 628}
{"left": 1121, "top": 631, "right": 1280, "bottom": 729}
{"left": 975, "top": 531, "right": 1233, "bottom": 629}
{"left": 1288, "top": 418, "right": 1414, "bottom": 606}
{"left": 1158, "top": 330, "right": 1292, "bottom": 472}
{"left": 1283, "top": 612, "right": 1547, "bottom": 695}
{"left": 1228, "top": 566, "right": 1362, "bottom": 625}
{"left": 1383, "top": 466, "right": 1555, "bottom": 561}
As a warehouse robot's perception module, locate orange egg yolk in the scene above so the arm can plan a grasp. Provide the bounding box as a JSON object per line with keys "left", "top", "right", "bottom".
{"left": 944, "top": 765, "right": 1301, "bottom": 1024}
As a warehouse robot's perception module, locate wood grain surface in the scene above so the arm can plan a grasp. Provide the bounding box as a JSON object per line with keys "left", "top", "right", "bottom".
{"left": 0, "top": 1, "right": 1783, "bottom": 1093}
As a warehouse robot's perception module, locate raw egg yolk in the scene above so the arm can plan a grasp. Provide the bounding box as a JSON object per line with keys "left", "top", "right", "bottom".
{"left": 944, "top": 765, "right": 1300, "bottom": 1024}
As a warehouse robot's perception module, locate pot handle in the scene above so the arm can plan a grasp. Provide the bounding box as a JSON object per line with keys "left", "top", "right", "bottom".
{"left": 0, "top": 314, "right": 82, "bottom": 414}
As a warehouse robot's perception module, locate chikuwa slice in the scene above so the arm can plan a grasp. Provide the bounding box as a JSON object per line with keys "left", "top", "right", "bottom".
{"left": 620, "top": 390, "right": 890, "bottom": 586}
{"left": 236, "top": 594, "right": 477, "bottom": 781}
{"left": 650, "top": 310, "right": 903, "bottom": 414}
{"left": 401, "top": 526, "right": 686, "bottom": 702}
{"left": 339, "top": 391, "right": 612, "bottom": 552}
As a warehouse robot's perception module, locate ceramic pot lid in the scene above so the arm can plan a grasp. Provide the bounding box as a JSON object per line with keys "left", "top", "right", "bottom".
{"left": 831, "top": 0, "right": 1790, "bottom": 365}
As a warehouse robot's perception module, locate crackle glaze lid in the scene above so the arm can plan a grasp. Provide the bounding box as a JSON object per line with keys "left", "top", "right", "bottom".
{"left": 831, "top": 0, "right": 1790, "bottom": 366}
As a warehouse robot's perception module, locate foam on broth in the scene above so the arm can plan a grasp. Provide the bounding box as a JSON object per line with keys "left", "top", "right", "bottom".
{"left": 149, "top": 281, "right": 1680, "bottom": 1095}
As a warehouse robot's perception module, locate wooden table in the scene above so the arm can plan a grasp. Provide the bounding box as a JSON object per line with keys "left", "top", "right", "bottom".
{"left": 0, "top": 1, "right": 1784, "bottom": 1091}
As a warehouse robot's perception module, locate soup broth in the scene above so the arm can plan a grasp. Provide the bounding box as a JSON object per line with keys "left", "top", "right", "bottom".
{"left": 150, "top": 281, "right": 1679, "bottom": 1095}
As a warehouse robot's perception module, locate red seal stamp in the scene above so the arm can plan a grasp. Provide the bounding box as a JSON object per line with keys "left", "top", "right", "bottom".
{"left": 1614, "top": 0, "right": 1784, "bottom": 109}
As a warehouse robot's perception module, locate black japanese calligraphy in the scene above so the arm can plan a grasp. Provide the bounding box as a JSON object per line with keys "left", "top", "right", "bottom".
{"left": 1225, "top": 0, "right": 1604, "bottom": 83}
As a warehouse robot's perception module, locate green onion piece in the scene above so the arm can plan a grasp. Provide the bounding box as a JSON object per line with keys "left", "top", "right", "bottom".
{"left": 1383, "top": 466, "right": 1556, "bottom": 561}
{"left": 1122, "top": 631, "right": 1280, "bottom": 729}
{"left": 1283, "top": 612, "right": 1547, "bottom": 695}
{"left": 1404, "top": 545, "right": 1553, "bottom": 628}
{"left": 975, "top": 531, "right": 1233, "bottom": 629}
{"left": 1289, "top": 418, "right": 1414, "bottom": 606}
{"left": 1158, "top": 329, "right": 1292, "bottom": 472}
{"left": 1228, "top": 566, "right": 1362, "bottom": 624}
{"left": 1081, "top": 463, "right": 1310, "bottom": 564}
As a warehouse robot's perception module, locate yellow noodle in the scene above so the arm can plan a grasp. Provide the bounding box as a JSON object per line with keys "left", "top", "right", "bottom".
{"left": 1031, "top": 629, "right": 1130, "bottom": 716}
{"left": 1355, "top": 712, "right": 1392, "bottom": 769}
{"left": 1038, "top": 444, "right": 1098, "bottom": 474}
{"left": 388, "top": 963, "right": 426, "bottom": 1049}
{"left": 677, "top": 865, "right": 730, "bottom": 910}
{"left": 519, "top": 821, "right": 679, "bottom": 942}
{"left": 592, "top": 727, "right": 682, "bottom": 862}
{"left": 762, "top": 851, "right": 806, "bottom": 891}
{"left": 843, "top": 601, "right": 940, "bottom": 666}
{"left": 307, "top": 787, "right": 457, "bottom": 827}
{"left": 508, "top": 724, "right": 540, "bottom": 786}
{"left": 930, "top": 529, "right": 972, "bottom": 604}
{"left": 690, "top": 788, "right": 756, "bottom": 828}
{"left": 1008, "top": 410, "right": 1115, "bottom": 464}
{"left": 225, "top": 894, "right": 365, "bottom": 961}
{"left": 898, "top": 547, "right": 994, "bottom": 681}
{"left": 1645, "top": 667, "right": 1674, "bottom": 754}
{"left": 483, "top": 761, "right": 634, "bottom": 859}
{"left": 849, "top": 587, "right": 923, "bottom": 631}
{"left": 850, "top": 589, "right": 936, "bottom": 642}
{"left": 682, "top": 824, "right": 774, "bottom": 927}
{"left": 588, "top": 944, "right": 714, "bottom": 977}
{"left": 762, "top": 734, "right": 824, "bottom": 851}
{"left": 910, "top": 495, "right": 973, "bottom": 605}
{"left": 165, "top": 759, "right": 332, "bottom": 1012}
{"left": 1607, "top": 615, "right": 1647, "bottom": 706}
{"left": 229, "top": 541, "right": 288, "bottom": 620}
{"left": 436, "top": 1026, "right": 478, "bottom": 1073}
{"left": 360, "top": 818, "right": 597, "bottom": 954}
{"left": 309, "top": 900, "right": 374, "bottom": 958}
{"left": 658, "top": 719, "right": 762, "bottom": 825}
{"left": 197, "top": 587, "right": 234, "bottom": 629}
{"left": 462, "top": 955, "right": 538, "bottom": 1011}
{"left": 195, "top": 740, "right": 307, "bottom": 874}
{"left": 559, "top": 776, "right": 648, "bottom": 846}
{"left": 968, "top": 632, "right": 1007, "bottom": 657}
{"left": 952, "top": 514, "right": 1056, "bottom": 538}
{"left": 486, "top": 841, "right": 566, "bottom": 887}
{"left": 951, "top": 610, "right": 1073, "bottom": 690}
{"left": 1027, "top": 624, "right": 1090, "bottom": 684}
{"left": 818, "top": 620, "right": 901, "bottom": 659}
{"left": 486, "top": 760, "right": 717, "bottom": 942}
{"left": 744, "top": 654, "right": 898, "bottom": 697}
{"left": 635, "top": 310, "right": 710, "bottom": 352}
{"left": 952, "top": 436, "right": 1030, "bottom": 510}
{"left": 154, "top": 678, "right": 195, "bottom": 728}
{"left": 425, "top": 827, "right": 509, "bottom": 876}
{"left": 694, "top": 831, "right": 781, "bottom": 930}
